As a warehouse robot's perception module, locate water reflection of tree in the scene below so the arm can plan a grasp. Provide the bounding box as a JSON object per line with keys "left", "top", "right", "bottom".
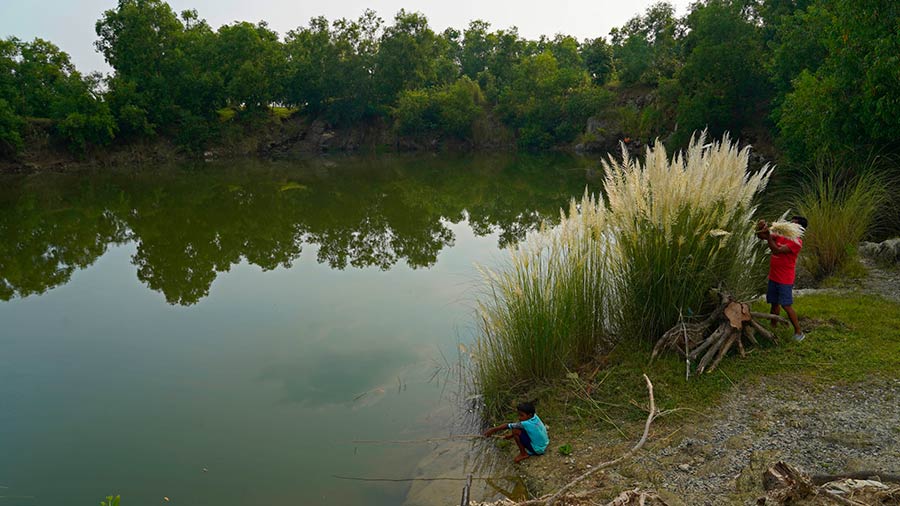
{"left": 0, "top": 178, "right": 128, "bottom": 300}
{"left": 0, "top": 155, "right": 597, "bottom": 305}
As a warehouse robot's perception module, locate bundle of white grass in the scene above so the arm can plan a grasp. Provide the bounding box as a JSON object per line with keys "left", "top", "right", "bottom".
{"left": 768, "top": 220, "right": 805, "bottom": 239}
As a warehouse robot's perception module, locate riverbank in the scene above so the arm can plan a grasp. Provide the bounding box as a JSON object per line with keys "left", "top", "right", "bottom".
{"left": 0, "top": 112, "right": 521, "bottom": 174}
{"left": 487, "top": 262, "right": 900, "bottom": 504}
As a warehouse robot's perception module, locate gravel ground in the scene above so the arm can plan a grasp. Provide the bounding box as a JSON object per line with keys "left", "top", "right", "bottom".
{"left": 858, "top": 258, "right": 900, "bottom": 302}
{"left": 632, "top": 377, "right": 900, "bottom": 505}
{"left": 513, "top": 377, "right": 900, "bottom": 505}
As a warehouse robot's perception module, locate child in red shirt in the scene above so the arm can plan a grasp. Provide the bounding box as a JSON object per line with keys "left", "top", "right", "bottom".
{"left": 758, "top": 216, "right": 808, "bottom": 341}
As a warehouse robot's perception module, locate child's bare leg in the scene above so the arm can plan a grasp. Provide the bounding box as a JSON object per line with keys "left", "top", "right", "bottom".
{"left": 770, "top": 304, "right": 781, "bottom": 329}
{"left": 783, "top": 305, "right": 802, "bottom": 335}
{"left": 511, "top": 429, "right": 530, "bottom": 463}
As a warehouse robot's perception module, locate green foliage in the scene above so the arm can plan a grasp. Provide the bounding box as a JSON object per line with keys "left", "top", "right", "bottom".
{"left": 100, "top": 495, "right": 121, "bottom": 506}
{"left": 96, "top": 1, "right": 223, "bottom": 145}
{"left": 0, "top": 98, "right": 23, "bottom": 154}
{"left": 794, "top": 164, "right": 888, "bottom": 280}
{"left": 774, "top": 0, "right": 900, "bottom": 164}
{"left": 558, "top": 443, "right": 573, "bottom": 456}
{"left": 610, "top": 2, "right": 680, "bottom": 86}
{"left": 283, "top": 11, "right": 381, "bottom": 125}
{"left": 394, "top": 76, "right": 486, "bottom": 140}
{"left": 580, "top": 37, "right": 614, "bottom": 85}
{"left": 374, "top": 10, "right": 447, "bottom": 107}
{"left": 215, "top": 21, "right": 285, "bottom": 110}
{"left": 673, "top": 0, "right": 770, "bottom": 146}
{"left": 0, "top": 37, "right": 115, "bottom": 152}
{"left": 0, "top": 0, "right": 895, "bottom": 160}
{"left": 499, "top": 51, "right": 610, "bottom": 149}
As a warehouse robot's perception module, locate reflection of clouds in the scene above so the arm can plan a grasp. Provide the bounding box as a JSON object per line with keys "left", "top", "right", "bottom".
{"left": 258, "top": 347, "right": 416, "bottom": 408}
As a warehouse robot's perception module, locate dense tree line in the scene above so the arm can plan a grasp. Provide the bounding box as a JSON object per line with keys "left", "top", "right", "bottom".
{"left": 1, "top": 0, "right": 898, "bottom": 163}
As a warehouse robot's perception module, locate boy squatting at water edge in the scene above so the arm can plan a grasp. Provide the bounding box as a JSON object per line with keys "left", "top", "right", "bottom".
{"left": 482, "top": 401, "right": 549, "bottom": 463}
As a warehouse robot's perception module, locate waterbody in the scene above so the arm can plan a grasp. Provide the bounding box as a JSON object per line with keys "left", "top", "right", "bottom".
{"left": 0, "top": 155, "right": 599, "bottom": 506}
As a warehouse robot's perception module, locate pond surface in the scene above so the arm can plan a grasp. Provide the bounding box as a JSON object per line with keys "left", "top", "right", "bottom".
{"left": 0, "top": 154, "right": 599, "bottom": 506}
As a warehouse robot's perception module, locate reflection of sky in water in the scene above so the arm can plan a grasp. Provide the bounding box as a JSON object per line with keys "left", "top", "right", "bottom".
{"left": 0, "top": 221, "right": 506, "bottom": 506}
{"left": 260, "top": 347, "right": 416, "bottom": 407}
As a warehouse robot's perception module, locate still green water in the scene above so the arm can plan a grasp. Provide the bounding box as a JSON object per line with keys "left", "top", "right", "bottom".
{"left": 0, "top": 154, "right": 599, "bottom": 506}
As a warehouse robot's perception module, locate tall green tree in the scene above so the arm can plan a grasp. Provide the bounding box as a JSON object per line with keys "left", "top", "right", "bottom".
{"left": 581, "top": 37, "right": 614, "bottom": 85}
{"left": 95, "top": 0, "right": 186, "bottom": 131}
{"left": 14, "top": 38, "right": 116, "bottom": 151}
{"left": 374, "top": 10, "right": 442, "bottom": 107}
{"left": 674, "top": 0, "right": 770, "bottom": 144}
{"left": 499, "top": 51, "right": 609, "bottom": 149}
{"left": 0, "top": 38, "right": 23, "bottom": 153}
{"left": 610, "top": 2, "right": 680, "bottom": 85}
{"left": 215, "top": 21, "right": 285, "bottom": 110}
{"left": 284, "top": 11, "right": 382, "bottom": 125}
{"left": 776, "top": 0, "right": 900, "bottom": 162}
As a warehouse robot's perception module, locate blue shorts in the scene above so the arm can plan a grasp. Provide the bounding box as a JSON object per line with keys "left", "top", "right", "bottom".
{"left": 518, "top": 429, "right": 537, "bottom": 455}
{"left": 766, "top": 279, "right": 793, "bottom": 306}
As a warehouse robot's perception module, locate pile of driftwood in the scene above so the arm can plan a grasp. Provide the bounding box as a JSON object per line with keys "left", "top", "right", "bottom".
{"left": 760, "top": 461, "right": 900, "bottom": 505}
{"left": 652, "top": 290, "right": 788, "bottom": 374}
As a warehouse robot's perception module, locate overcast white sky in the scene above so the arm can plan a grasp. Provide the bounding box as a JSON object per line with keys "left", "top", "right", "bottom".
{"left": 1, "top": 0, "right": 691, "bottom": 74}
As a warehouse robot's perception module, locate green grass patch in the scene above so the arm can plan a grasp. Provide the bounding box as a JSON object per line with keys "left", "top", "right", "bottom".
{"left": 819, "top": 257, "right": 869, "bottom": 289}
{"left": 501, "top": 293, "right": 900, "bottom": 430}
{"left": 217, "top": 107, "right": 237, "bottom": 123}
{"left": 271, "top": 106, "right": 297, "bottom": 120}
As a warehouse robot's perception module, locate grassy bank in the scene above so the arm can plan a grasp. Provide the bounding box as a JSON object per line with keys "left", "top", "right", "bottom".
{"left": 491, "top": 291, "right": 900, "bottom": 448}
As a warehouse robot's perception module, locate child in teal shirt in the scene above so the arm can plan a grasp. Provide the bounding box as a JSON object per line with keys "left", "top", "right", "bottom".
{"left": 482, "top": 401, "right": 549, "bottom": 463}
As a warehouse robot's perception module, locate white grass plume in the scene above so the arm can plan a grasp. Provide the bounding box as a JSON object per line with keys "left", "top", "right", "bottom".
{"left": 768, "top": 221, "right": 805, "bottom": 239}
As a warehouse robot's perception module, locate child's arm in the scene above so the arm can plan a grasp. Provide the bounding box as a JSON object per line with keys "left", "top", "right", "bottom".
{"left": 482, "top": 424, "right": 511, "bottom": 437}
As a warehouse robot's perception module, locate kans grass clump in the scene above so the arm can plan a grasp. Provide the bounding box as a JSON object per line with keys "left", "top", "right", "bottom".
{"left": 475, "top": 192, "right": 613, "bottom": 407}
{"left": 795, "top": 167, "right": 888, "bottom": 280}
{"left": 474, "top": 132, "right": 772, "bottom": 409}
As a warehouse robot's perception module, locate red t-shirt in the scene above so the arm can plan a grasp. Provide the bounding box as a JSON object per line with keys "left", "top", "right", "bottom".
{"left": 768, "top": 235, "right": 802, "bottom": 284}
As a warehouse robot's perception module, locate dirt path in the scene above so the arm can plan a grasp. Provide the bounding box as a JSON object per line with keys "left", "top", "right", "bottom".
{"left": 858, "top": 258, "right": 900, "bottom": 302}
{"left": 627, "top": 377, "right": 900, "bottom": 505}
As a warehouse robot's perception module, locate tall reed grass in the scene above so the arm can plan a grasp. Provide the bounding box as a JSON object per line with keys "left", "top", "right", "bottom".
{"left": 473, "top": 133, "right": 772, "bottom": 410}
{"left": 605, "top": 134, "right": 772, "bottom": 340}
{"left": 795, "top": 166, "right": 888, "bottom": 280}
{"left": 475, "top": 193, "right": 613, "bottom": 407}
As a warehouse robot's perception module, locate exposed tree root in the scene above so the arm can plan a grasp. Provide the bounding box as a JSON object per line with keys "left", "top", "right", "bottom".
{"left": 652, "top": 290, "right": 787, "bottom": 374}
